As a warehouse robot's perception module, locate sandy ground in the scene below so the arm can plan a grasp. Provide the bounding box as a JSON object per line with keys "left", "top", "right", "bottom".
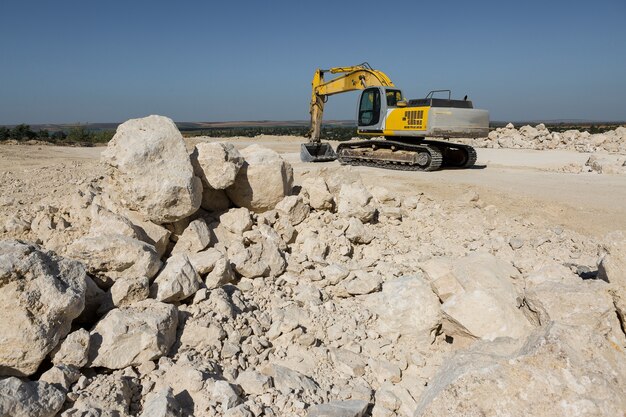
{"left": 1, "top": 138, "right": 625, "bottom": 238}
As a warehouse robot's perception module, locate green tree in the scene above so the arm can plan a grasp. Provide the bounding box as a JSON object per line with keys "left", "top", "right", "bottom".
{"left": 0, "top": 126, "right": 9, "bottom": 141}
{"left": 51, "top": 130, "right": 67, "bottom": 141}
{"left": 66, "top": 125, "right": 93, "bottom": 142}
{"left": 37, "top": 129, "right": 50, "bottom": 140}
{"left": 10, "top": 124, "right": 36, "bottom": 140}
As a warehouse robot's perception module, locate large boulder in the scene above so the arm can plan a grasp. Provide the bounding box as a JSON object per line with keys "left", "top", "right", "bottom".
{"left": 441, "top": 289, "right": 533, "bottom": 342}
{"left": 367, "top": 275, "right": 441, "bottom": 344}
{"left": 226, "top": 144, "right": 293, "bottom": 212}
{"left": 0, "top": 241, "right": 86, "bottom": 376}
{"left": 0, "top": 377, "right": 65, "bottom": 417}
{"left": 88, "top": 299, "right": 178, "bottom": 369}
{"left": 597, "top": 231, "right": 626, "bottom": 327}
{"left": 421, "top": 253, "right": 531, "bottom": 343}
{"left": 524, "top": 280, "right": 625, "bottom": 346}
{"left": 67, "top": 234, "right": 161, "bottom": 288}
{"left": 192, "top": 142, "right": 244, "bottom": 190}
{"left": 414, "top": 323, "right": 626, "bottom": 417}
{"left": 101, "top": 115, "right": 202, "bottom": 224}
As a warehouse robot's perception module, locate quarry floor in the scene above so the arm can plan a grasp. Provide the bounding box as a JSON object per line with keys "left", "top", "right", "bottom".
{"left": 1, "top": 137, "right": 624, "bottom": 239}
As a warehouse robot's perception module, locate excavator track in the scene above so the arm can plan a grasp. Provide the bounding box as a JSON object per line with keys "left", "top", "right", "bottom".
{"left": 336, "top": 140, "right": 443, "bottom": 171}
{"left": 336, "top": 139, "right": 477, "bottom": 171}
{"left": 422, "top": 140, "right": 477, "bottom": 168}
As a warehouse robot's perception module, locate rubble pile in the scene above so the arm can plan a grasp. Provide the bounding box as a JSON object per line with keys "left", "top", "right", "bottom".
{"left": 465, "top": 123, "right": 626, "bottom": 153}
{"left": 0, "top": 115, "right": 625, "bottom": 417}
{"left": 458, "top": 123, "right": 626, "bottom": 174}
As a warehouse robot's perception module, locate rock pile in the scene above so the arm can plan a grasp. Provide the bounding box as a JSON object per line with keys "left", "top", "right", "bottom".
{"left": 0, "top": 115, "right": 625, "bottom": 417}
{"left": 462, "top": 123, "right": 626, "bottom": 154}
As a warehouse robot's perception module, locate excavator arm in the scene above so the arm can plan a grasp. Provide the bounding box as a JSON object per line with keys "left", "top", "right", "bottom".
{"left": 308, "top": 63, "right": 394, "bottom": 142}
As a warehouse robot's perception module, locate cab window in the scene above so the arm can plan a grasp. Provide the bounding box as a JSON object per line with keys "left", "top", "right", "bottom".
{"left": 358, "top": 88, "right": 380, "bottom": 126}
{"left": 386, "top": 89, "right": 403, "bottom": 107}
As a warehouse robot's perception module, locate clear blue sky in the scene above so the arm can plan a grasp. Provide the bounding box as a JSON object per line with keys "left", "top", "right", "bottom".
{"left": 1, "top": 0, "right": 625, "bottom": 124}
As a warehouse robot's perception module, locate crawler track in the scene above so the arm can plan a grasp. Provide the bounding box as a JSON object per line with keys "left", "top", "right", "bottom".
{"left": 336, "top": 139, "right": 476, "bottom": 171}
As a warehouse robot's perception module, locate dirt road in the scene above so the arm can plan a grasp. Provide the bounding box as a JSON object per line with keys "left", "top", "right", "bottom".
{"left": 2, "top": 138, "right": 624, "bottom": 238}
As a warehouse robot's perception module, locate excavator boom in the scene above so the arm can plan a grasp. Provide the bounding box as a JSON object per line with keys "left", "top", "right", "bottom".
{"left": 309, "top": 63, "right": 394, "bottom": 142}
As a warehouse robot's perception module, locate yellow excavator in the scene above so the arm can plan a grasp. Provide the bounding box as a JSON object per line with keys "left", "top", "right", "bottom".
{"left": 301, "top": 63, "right": 489, "bottom": 171}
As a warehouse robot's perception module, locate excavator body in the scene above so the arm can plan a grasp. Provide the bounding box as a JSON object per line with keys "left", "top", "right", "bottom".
{"left": 302, "top": 63, "right": 489, "bottom": 170}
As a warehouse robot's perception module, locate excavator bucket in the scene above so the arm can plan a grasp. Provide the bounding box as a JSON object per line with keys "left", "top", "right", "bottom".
{"left": 300, "top": 142, "right": 337, "bottom": 162}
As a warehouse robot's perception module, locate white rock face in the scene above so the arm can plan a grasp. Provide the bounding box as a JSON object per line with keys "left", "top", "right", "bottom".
{"left": 171, "top": 218, "right": 212, "bottom": 254}
{"left": 0, "top": 377, "right": 65, "bottom": 417}
{"left": 301, "top": 177, "right": 334, "bottom": 211}
{"left": 50, "top": 328, "right": 90, "bottom": 368}
{"left": 337, "top": 182, "right": 377, "bottom": 223}
{"left": 369, "top": 275, "right": 441, "bottom": 343}
{"left": 192, "top": 142, "right": 244, "bottom": 190}
{"left": 220, "top": 207, "right": 253, "bottom": 235}
{"left": 101, "top": 115, "right": 202, "bottom": 223}
{"left": 88, "top": 299, "right": 178, "bottom": 369}
{"left": 110, "top": 276, "right": 150, "bottom": 306}
{"left": 121, "top": 209, "right": 172, "bottom": 258}
{"left": 151, "top": 254, "right": 202, "bottom": 302}
{"left": 68, "top": 234, "right": 161, "bottom": 288}
{"left": 139, "top": 387, "right": 182, "bottom": 417}
{"left": 597, "top": 231, "right": 626, "bottom": 326}
{"left": 441, "top": 289, "right": 532, "bottom": 342}
{"left": 235, "top": 370, "right": 273, "bottom": 395}
{"left": 0, "top": 240, "right": 87, "bottom": 376}
{"left": 88, "top": 205, "right": 138, "bottom": 238}
{"left": 39, "top": 364, "right": 81, "bottom": 392}
{"left": 308, "top": 399, "right": 369, "bottom": 417}
{"left": 276, "top": 195, "right": 310, "bottom": 226}
{"left": 226, "top": 144, "right": 294, "bottom": 212}
{"left": 414, "top": 323, "right": 626, "bottom": 417}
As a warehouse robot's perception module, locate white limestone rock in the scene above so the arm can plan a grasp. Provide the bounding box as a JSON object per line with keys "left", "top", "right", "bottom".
{"left": 101, "top": 115, "right": 202, "bottom": 224}
{"left": 414, "top": 323, "right": 626, "bottom": 417}
{"left": 67, "top": 234, "right": 161, "bottom": 288}
{"left": 88, "top": 205, "right": 138, "bottom": 238}
{"left": 220, "top": 207, "right": 253, "bottom": 235}
{"left": 276, "top": 195, "right": 310, "bottom": 226}
{"left": 110, "top": 276, "right": 150, "bottom": 306}
{"left": 88, "top": 299, "right": 178, "bottom": 369}
{"left": 0, "top": 240, "right": 86, "bottom": 376}
{"left": 441, "top": 289, "right": 532, "bottom": 343}
{"left": 151, "top": 254, "right": 202, "bottom": 302}
{"left": 337, "top": 182, "right": 377, "bottom": 223}
{"left": 307, "top": 399, "right": 369, "bottom": 417}
{"left": 369, "top": 275, "right": 441, "bottom": 343}
{"left": 301, "top": 176, "right": 334, "bottom": 211}
{"left": 171, "top": 218, "right": 212, "bottom": 254}
{"left": 523, "top": 280, "right": 625, "bottom": 345}
{"left": 139, "top": 387, "right": 182, "bottom": 417}
{"left": 191, "top": 142, "right": 244, "bottom": 190}
{"left": 50, "top": 328, "right": 90, "bottom": 368}
{"left": 226, "top": 144, "right": 294, "bottom": 212}
{"left": 39, "top": 364, "right": 81, "bottom": 392}
{"left": 236, "top": 370, "right": 273, "bottom": 395}
{"left": 0, "top": 377, "right": 65, "bottom": 417}
{"left": 344, "top": 217, "right": 373, "bottom": 244}
{"left": 598, "top": 231, "right": 626, "bottom": 328}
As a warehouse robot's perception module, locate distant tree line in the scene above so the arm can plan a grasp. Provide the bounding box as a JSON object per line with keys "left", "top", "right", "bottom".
{"left": 0, "top": 124, "right": 115, "bottom": 144}
{"left": 182, "top": 125, "right": 358, "bottom": 141}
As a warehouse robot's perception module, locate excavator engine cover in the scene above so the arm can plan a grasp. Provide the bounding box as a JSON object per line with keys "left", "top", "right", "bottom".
{"left": 300, "top": 142, "right": 337, "bottom": 162}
